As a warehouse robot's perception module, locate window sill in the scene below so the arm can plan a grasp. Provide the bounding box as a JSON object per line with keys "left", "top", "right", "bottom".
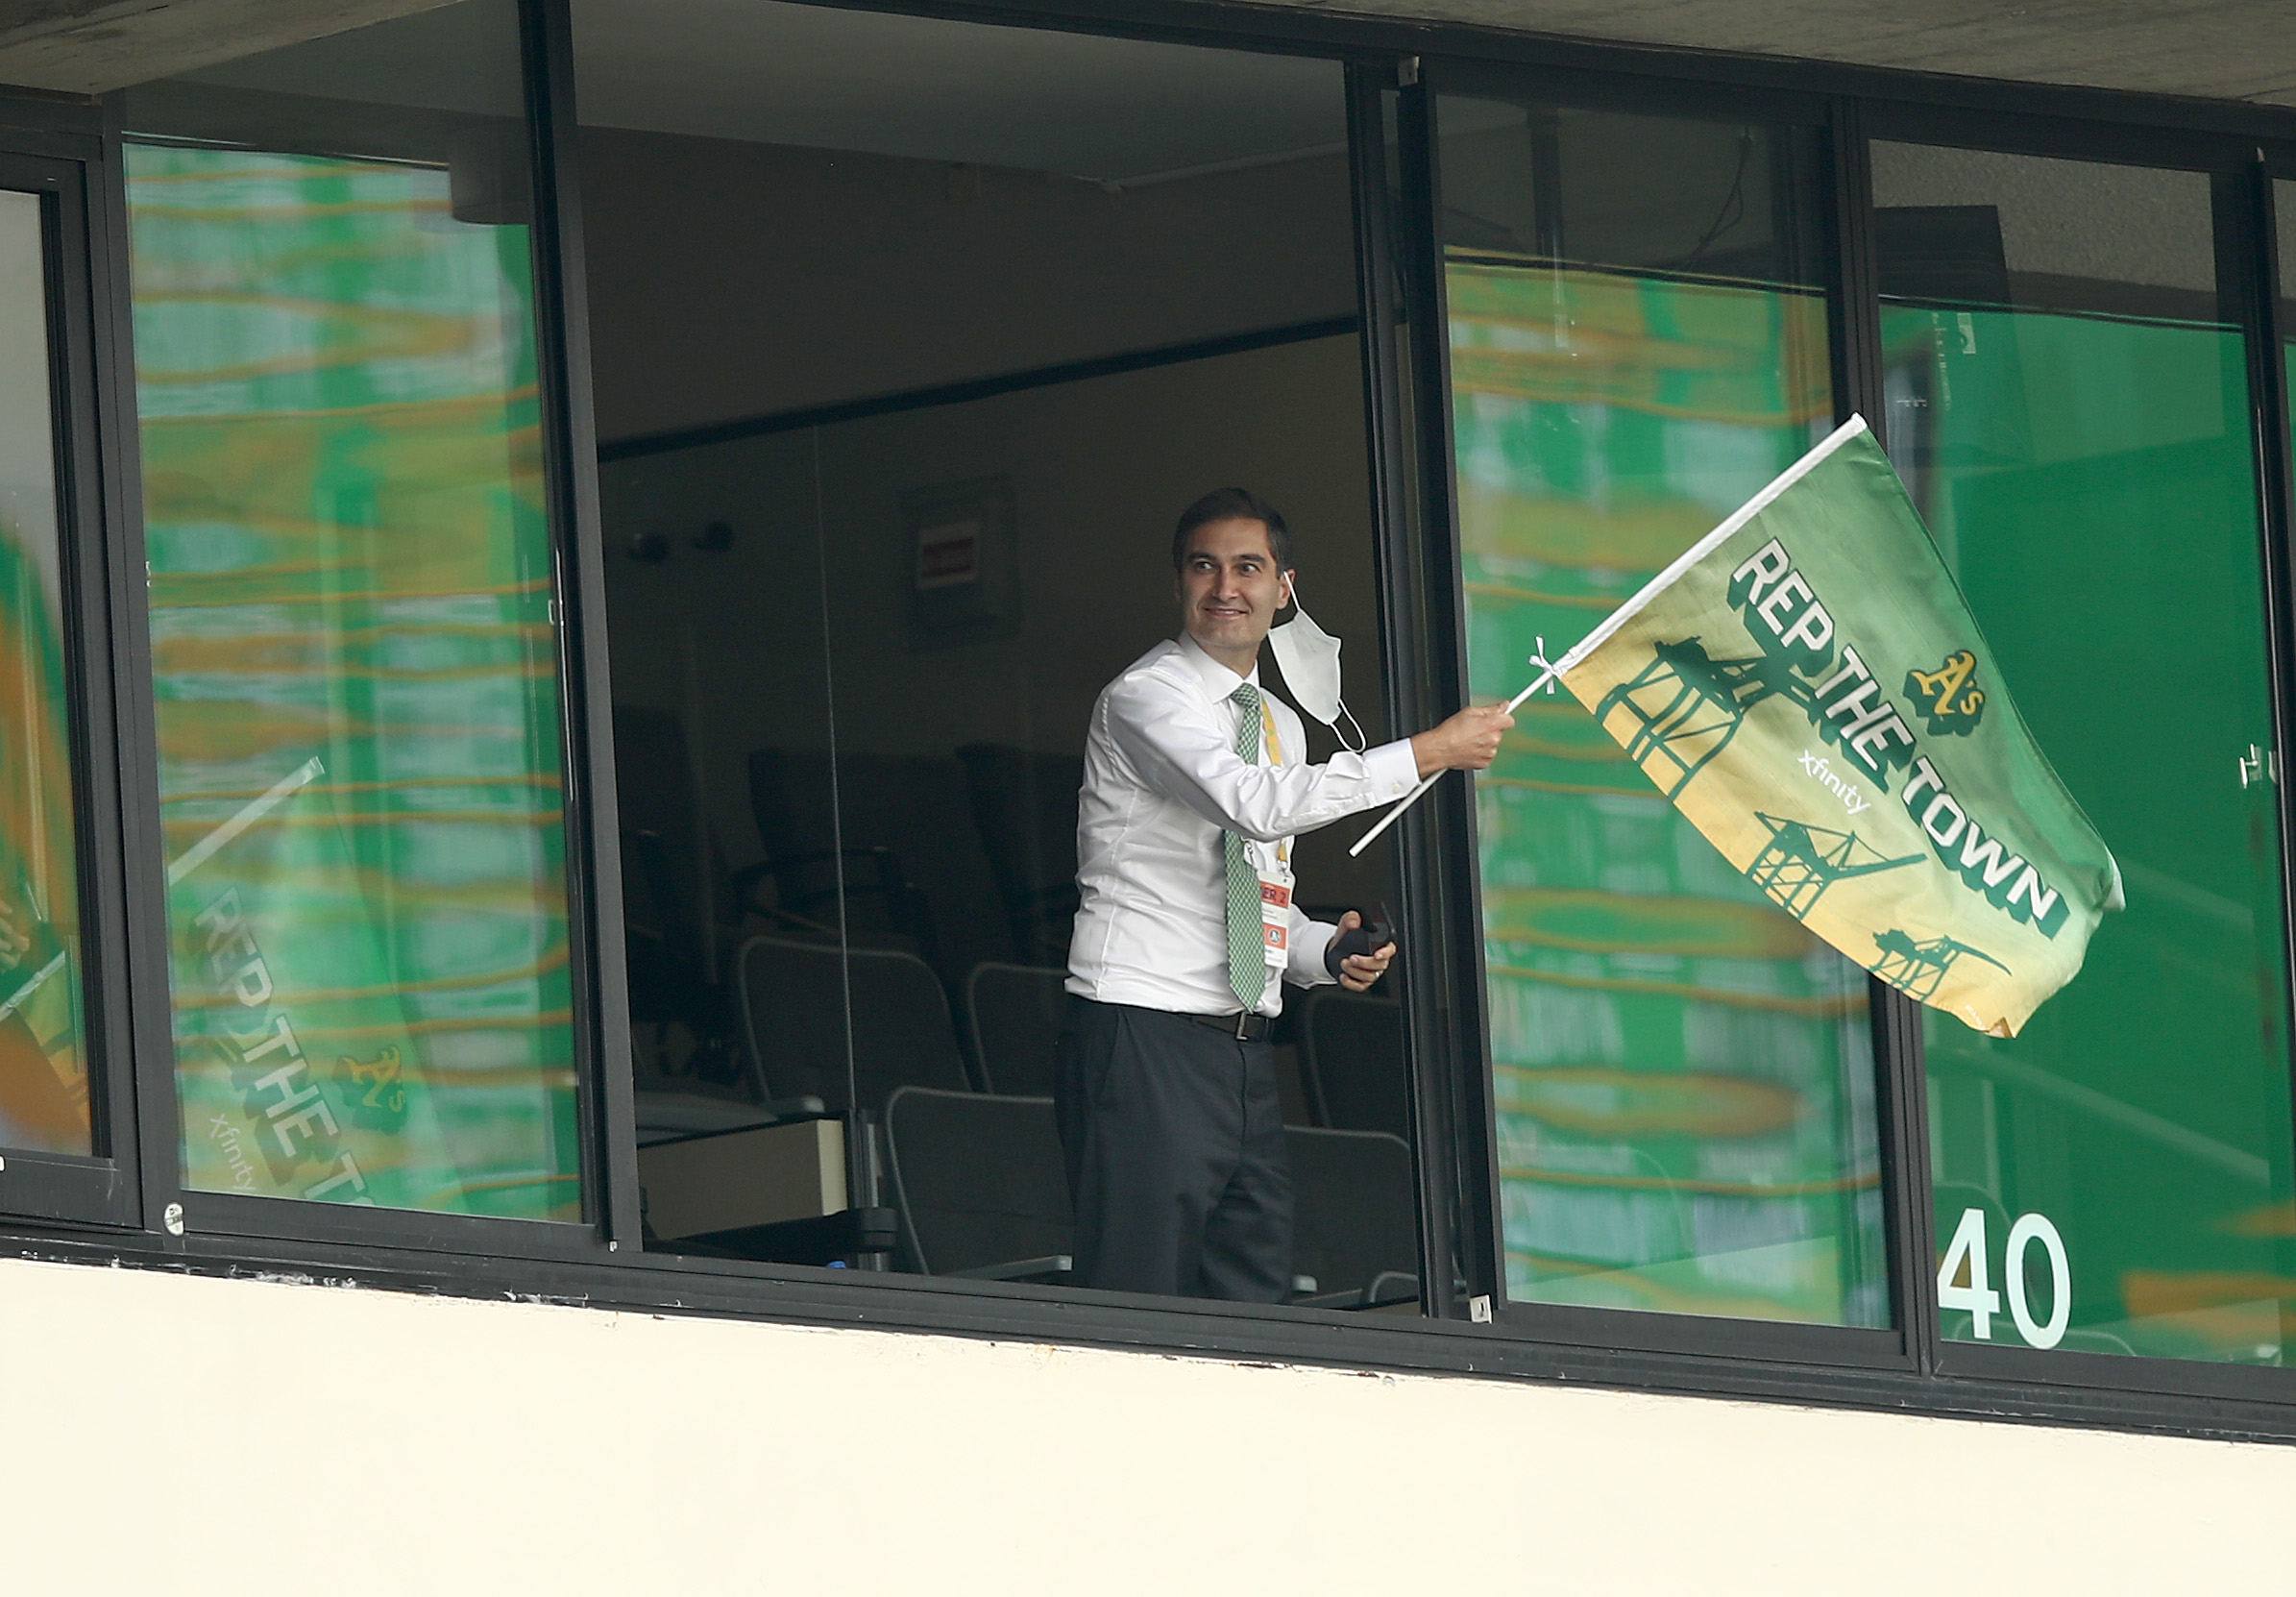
{"left": 1, "top": 1213, "right": 2292, "bottom": 1445}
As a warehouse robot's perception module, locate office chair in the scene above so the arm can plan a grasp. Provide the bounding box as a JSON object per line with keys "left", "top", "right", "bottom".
{"left": 964, "top": 961, "right": 1067, "bottom": 1097}
{"left": 615, "top": 704, "right": 743, "bottom": 1081}
{"left": 883, "top": 1087, "right": 1073, "bottom": 1282}
{"left": 736, "top": 933, "right": 971, "bottom": 1115}
{"left": 954, "top": 742, "right": 1083, "bottom": 964}
{"left": 742, "top": 748, "right": 941, "bottom": 968}
{"left": 1286, "top": 1125, "right": 1420, "bottom": 1310}
{"left": 1296, "top": 987, "right": 1409, "bottom": 1140}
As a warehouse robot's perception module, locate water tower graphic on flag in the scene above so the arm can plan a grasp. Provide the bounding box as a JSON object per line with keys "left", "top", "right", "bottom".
{"left": 1745, "top": 813, "right": 1922, "bottom": 921}
{"left": 1871, "top": 929, "right": 2009, "bottom": 1001}
{"left": 1595, "top": 637, "right": 1814, "bottom": 800}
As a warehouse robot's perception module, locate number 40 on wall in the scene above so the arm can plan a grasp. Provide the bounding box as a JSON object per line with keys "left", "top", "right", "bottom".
{"left": 1936, "top": 1208, "right": 2070, "bottom": 1348}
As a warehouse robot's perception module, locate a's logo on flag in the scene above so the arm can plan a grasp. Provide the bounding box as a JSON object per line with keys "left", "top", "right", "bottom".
{"left": 1906, "top": 650, "right": 1987, "bottom": 735}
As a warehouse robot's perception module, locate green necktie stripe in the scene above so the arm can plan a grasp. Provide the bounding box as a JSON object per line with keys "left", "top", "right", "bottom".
{"left": 1226, "top": 683, "right": 1267, "bottom": 1011}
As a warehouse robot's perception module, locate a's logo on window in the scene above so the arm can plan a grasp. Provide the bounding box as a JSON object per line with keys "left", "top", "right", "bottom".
{"left": 338, "top": 1045, "right": 408, "bottom": 1131}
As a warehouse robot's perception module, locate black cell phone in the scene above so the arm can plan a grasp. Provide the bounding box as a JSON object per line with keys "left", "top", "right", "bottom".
{"left": 1326, "top": 900, "right": 1398, "bottom": 976}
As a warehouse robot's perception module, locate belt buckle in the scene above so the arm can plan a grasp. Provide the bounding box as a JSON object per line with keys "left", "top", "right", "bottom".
{"left": 1234, "top": 1010, "right": 1252, "bottom": 1041}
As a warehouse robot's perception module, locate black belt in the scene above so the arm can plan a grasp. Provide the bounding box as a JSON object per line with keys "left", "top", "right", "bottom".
{"left": 1181, "top": 1009, "right": 1274, "bottom": 1043}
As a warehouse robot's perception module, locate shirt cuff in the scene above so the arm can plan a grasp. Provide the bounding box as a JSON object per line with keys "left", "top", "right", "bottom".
{"left": 1286, "top": 919, "right": 1339, "bottom": 988}
{"left": 1364, "top": 737, "right": 1419, "bottom": 799}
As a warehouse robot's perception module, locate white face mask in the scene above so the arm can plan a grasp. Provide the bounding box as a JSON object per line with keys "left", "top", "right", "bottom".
{"left": 1266, "top": 577, "right": 1367, "bottom": 752}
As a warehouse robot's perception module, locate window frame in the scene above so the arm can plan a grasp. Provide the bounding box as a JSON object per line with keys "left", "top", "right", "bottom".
{"left": 1845, "top": 102, "right": 2296, "bottom": 1405}
{"left": 103, "top": 0, "right": 620, "bottom": 1255}
{"left": 1398, "top": 58, "right": 1924, "bottom": 1368}
{"left": 1404, "top": 71, "right": 2296, "bottom": 1402}
{"left": 0, "top": 108, "right": 145, "bottom": 1231}
{"left": 0, "top": 0, "right": 2287, "bottom": 1447}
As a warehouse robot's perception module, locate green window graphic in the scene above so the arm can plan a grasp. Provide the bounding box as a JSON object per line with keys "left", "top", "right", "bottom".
{"left": 127, "top": 137, "right": 578, "bottom": 1220}
{"left": 0, "top": 187, "right": 89, "bottom": 1157}
{"left": 1881, "top": 144, "right": 2296, "bottom": 1363}
{"left": 1439, "top": 99, "right": 1890, "bottom": 1326}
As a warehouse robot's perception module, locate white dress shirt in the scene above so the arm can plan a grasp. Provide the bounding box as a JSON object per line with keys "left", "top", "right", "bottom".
{"left": 1066, "top": 634, "right": 1421, "bottom": 1018}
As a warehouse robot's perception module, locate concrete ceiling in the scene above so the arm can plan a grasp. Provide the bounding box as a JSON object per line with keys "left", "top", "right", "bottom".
{"left": 1356, "top": 0, "right": 2296, "bottom": 109}
{"left": 0, "top": 0, "right": 2291, "bottom": 111}
{"left": 126, "top": 0, "right": 1352, "bottom": 184}
{"left": 569, "top": 0, "right": 1345, "bottom": 184}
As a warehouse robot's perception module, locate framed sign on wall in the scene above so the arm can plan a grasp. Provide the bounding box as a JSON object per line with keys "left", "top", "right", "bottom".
{"left": 904, "top": 475, "right": 1020, "bottom": 650}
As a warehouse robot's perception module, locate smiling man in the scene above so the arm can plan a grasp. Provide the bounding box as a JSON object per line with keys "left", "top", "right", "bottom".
{"left": 1056, "top": 487, "right": 1513, "bottom": 1302}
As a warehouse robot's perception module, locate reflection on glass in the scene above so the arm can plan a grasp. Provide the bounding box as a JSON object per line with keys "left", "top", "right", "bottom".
{"left": 125, "top": 0, "right": 579, "bottom": 1218}
{"left": 0, "top": 188, "right": 89, "bottom": 1156}
{"left": 1880, "top": 144, "right": 2294, "bottom": 1363}
{"left": 1440, "top": 99, "right": 1888, "bottom": 1326}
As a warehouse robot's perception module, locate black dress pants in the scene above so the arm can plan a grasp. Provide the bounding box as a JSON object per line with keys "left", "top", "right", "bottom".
{"left": 1052, "top": 996, "right": 1292, "bottom": 1302}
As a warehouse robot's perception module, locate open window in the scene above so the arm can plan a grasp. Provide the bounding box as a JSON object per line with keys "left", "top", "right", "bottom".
{"left": 577, "top": 0, "right": 1421, "bottom": 1306}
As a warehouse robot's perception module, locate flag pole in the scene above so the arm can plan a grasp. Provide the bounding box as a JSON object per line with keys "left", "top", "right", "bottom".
{"left": 1348, "top": 645, "right": 1559, "bottom": 858}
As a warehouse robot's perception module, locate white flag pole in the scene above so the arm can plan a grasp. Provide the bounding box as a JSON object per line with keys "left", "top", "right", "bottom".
{"left": 1348, "top": 643, "right": 1560, "bottom": 858}
{"left": 1348, "top": 423, "right": 1875, "bottom": 861}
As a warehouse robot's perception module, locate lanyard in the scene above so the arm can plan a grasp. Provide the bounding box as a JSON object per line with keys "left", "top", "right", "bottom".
{"left": 1249, "top": 694, "right": 1289, "bottom": 869}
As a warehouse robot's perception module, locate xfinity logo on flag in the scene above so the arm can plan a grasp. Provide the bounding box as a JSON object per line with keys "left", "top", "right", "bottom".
{"left": 1464, "top": 415, "right": 2119, "bottom": 1039}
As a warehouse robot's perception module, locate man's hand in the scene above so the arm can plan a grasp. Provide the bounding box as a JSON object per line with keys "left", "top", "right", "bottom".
{"left": 1409, "top": 703, "right": 1516, "bottom": 778}
{"left": 1331, "top": 910, "right": 1396, "bottom": 993}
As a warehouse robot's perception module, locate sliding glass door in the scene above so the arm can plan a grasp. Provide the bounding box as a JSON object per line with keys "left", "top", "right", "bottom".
{"left": 1430, "top": 86, "right": 1892, "bottom": 1328}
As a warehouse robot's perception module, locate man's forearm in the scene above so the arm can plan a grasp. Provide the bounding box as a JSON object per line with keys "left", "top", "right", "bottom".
{"left": 1412, "top": 704, "right": 1515, "bottom": 777}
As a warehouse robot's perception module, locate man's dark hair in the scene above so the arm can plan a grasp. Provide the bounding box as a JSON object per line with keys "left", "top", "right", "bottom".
{"left": 1171, "top": 487, "right": 1292, "bottom": 573}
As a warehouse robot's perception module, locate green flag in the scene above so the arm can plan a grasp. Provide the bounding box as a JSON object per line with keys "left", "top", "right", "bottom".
{"left": 1547, "top": 415, "right": 2121, "bottom": 1039}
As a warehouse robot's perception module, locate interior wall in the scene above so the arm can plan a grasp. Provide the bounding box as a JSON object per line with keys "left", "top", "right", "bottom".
{"left": 576, "top": 127, "right": 1359, "bottom": 442}
{"left": 601, "top": 332, "right": 1394, "bottom": 946}
{"left": 10, "top": 1255, "right": 2294, "bottom": 1595}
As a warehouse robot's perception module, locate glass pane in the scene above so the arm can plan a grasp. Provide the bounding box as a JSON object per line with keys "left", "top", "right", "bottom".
{"left": 1438, "top": 97, "right": 1889, "bottom": 1326}
{"left": 123, "top": 0, "right": 581, "bottom": 1219}
{"left": 1879, "top": 143, "right": 2292, "bottom": 1363}
{"left": 0, "top": 189, "right": 90, "bottom": 1157}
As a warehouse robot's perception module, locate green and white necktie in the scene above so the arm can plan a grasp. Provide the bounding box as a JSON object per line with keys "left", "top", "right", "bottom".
{"left": 1226, "top": 683, "right": 1268, "bottom": 1011}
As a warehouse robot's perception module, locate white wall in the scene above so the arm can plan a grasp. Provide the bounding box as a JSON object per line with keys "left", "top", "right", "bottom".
{"left": 3, "top": 1254, "right": 2289, "bottom": 1592}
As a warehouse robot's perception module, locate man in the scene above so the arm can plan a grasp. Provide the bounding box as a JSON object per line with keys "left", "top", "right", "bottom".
{"left": 1056, "top": 488, "right": 1513, "bottom": 1301}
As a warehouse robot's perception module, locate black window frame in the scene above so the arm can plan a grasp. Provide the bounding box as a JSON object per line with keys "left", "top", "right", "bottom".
{"left": 0, "top": 0, "right": 2285, "bottom": 1448}
{"left": 1848, "top": 101, "right": 2296, "bottom": 1407}
{"left": 1394, "top": 57, "right": 1924, "bottom": 1372}
{"left": 0, "top": 101, "right": 142, "bottom": 1231}
{"left": 102, "top": 0, "right": 618, "bottom": 1261}
{"left": 1400, "top": 58, "right": 2296, "bottom": 1406}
